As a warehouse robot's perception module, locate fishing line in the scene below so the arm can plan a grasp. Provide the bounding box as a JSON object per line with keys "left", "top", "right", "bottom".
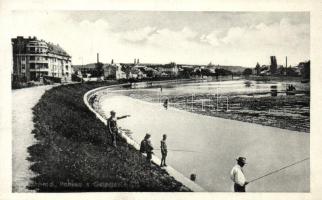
{"left": 154, "top": 148, "right": 200, "bottom": 153}
{"left": 248, "top": 157, "right": 309, "bottom": 183}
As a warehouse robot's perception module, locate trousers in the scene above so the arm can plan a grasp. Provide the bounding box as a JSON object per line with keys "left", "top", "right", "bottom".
{"left": 234, "top": 183, "right": 246, "bottom": 192}
{"left": 111, "top": 133, "right": 117, "bottom": 147}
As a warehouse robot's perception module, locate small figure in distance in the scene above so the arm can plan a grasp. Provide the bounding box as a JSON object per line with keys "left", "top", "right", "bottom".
{"left": 163, "top": 99, "right": 169, "bottom": 110}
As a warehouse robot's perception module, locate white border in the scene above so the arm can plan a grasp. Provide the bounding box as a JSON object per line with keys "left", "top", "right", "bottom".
{"left": 1, "top": 1, "right": 321, "bottom": 200}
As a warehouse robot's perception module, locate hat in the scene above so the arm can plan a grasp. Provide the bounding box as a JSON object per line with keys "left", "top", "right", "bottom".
{"left": 236, "top": 157, "right": 247, "bottom": 164}
{"left": 110, "top": 110, "right": 116, "bottom": 115}
{"left": 145, "top": 133, "right": 151, "bottom": 138}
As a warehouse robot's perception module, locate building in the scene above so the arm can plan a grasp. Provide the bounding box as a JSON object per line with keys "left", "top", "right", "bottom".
{"left": 270, "top": 56, "right": 278, "bottom": 75}
{"left": 72, "top": 63, "right": 96, "bottom": 77}
{"left": 115, "top": 64, "right": 127, "bottom": 79}
{"left": 103, "top": 63, "right": 127, "bottom": 79}
{"left": 153, "top": 62, "right": 179, "bottom": 77}
{"left": 12, "top": 36, "right": 72, "bottom": 82}
{"left": 128, "top": 66, "right": 147, "bottom": 79}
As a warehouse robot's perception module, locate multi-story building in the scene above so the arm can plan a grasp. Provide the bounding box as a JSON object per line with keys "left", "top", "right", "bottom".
{"left": 12, "top": 36, "right": 72, "bottom": 82}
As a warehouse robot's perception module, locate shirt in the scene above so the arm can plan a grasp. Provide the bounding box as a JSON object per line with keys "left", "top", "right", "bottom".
{"left": 146, "top": 139, "right": 153, "bottom": 153}
{"left": 230, "top": 164, "right": 246, "bottom": 186}
{"left": 107, "top": 117, "right": 118, "bottom": 134}
{"left": 161, "top": 140, "right": 167, "bottom": 152}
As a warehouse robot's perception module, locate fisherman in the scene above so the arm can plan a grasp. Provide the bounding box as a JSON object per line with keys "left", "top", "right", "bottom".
{"left": 145, "top": 133, "right": 154, "bottom": 163}
{"left": 107, "top": 110, "right": 130, "bottom": 147}
{"left": 160, "top": 134, "right": 168, "bottom": 167}
{"left": 140, "top": 134, "right": 148, "bottom": 153}
{"left": 230, "top": 157, "right": 249, "bottom": 192}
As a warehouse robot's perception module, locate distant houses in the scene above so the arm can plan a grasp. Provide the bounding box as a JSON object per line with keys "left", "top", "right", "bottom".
{"left": 71, "top": 59, "right": 249, "bottom": 81}
{"left": 253, "top": 56, "right": 310, "bottom": 78}
{"left": 72, "top": 63, "right": 126, "bottom": 80}
{"left": 11, "top": 36, "right": 310, "bottom": 87}
{"left": 71, "top": 56, "right": 306, "bottom": 82}
{"left": 103, "top": 63, "right": 126, "bottom": 79}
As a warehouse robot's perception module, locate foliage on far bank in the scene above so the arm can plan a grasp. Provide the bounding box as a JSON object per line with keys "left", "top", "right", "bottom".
{"left": 27, "top": 82, "right": 188, "bottom": 192}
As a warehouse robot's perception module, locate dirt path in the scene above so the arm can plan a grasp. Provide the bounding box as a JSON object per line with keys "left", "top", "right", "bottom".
{"left": 12, "top": 85, "right": 53, "bottom": 192}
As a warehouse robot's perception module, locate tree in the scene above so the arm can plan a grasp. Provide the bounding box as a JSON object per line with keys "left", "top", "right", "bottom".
{"left": 286, "top": 67, "right": 298, "bottom": 76}
{"left": 201, "top": 68, "right": 215, "bottom": 76}
{"left": 179, "top": 67, "right": 194, "bottom": 78}
{"left": 94, "top": 62, "right": 104, "bottom": 77}
{"left": 215, "top": 68, "right": 232, "bottom": 76}
{"left": 300, "top": 61, "right": 310, "bottom": 80}
{"left": 255, "top": 62, "right": 261, "bottom": 75}
{"left": 243, "top": 68, "right": 253, "bottom": 76}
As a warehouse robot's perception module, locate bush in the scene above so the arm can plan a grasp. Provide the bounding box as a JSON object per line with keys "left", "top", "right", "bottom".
{"left": 43, "top": 76, "right": 62, "bottom": 83}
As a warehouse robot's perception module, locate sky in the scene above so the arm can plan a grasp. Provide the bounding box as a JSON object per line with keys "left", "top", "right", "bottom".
{"left": 9, "top": 11, "right": 310, "bottom": 67}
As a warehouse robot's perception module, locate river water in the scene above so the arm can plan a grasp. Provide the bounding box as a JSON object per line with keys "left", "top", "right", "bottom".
{"left": 99, "top": 80, "right": 309, "bottom": 192}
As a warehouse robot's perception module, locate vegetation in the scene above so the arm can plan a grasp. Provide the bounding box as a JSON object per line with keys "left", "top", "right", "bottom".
{"left": 242, "top": 68, "right": 253, "bottom": 76}
{"left": 300, "top": 61, "right": 310, "bottom": 80}
{"left": 27, "top": 82, "right": 188, "bottom": 192}
{"left": 94, "top": 62, "right": 104, "bottom": 77}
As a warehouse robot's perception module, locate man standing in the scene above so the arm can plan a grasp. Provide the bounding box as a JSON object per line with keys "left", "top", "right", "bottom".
{"left": 107, "top": 110, "right": 130, "bottom": 147}
{"left": 163, "top": 99, "right": 169, "bottom": 110}
{"left": 145, "top": 133, "right": 154, "bottom": 163}
{"left": 160, "top": 134, "right": 167, "bottom": 167}
{"left": 230, "top": 157, "right": 249, "bottom": 192}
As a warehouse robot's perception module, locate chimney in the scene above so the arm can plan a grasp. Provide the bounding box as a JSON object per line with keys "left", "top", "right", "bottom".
{"left": 286, "top": 56, "right": 288, "bottom": 68}
{"left": 134, "top": 58, "right": 136, "bottom": 64}
{"left": 137, "top": 58, "right": 139, "bottom": 64}
{"left": 97, "top": 53, "right": 99, "bottom": 63}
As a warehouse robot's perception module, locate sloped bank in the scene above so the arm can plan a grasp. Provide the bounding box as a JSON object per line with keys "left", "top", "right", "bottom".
{"left": 84, "top": 85, "right": 205, "bottom": 192}
{"left": 27, "top": 82, "right": 190, "bottom": 192}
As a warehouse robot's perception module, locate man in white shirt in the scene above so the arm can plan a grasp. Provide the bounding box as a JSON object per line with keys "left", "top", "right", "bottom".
{"left": 230, "top": 157, "right": 249, "bottom": 192}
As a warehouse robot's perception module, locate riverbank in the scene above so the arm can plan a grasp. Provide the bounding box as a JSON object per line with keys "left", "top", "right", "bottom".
{"left": 123, "top": 80, "right": 310, "bottom": 133}
{"left": 97, "top": 93, "right": 309, "bottom": 192}
{"left": 27, "top": 82, "right": 189, "bottom": 192}
{"left": 167, "top": 94, "right": 310, "bottom": 133}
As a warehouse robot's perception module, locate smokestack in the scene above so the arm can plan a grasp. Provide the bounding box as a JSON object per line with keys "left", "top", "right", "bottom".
{"left": 286, "top": 56, "right": 288, "bottom": 68}
{"left": 97, "top": 53, "right": 99, "bottom": 63}
{"left": 134, "top": 58, "right": 136, "bottom": 64}
{"left": 137, "top": 58, "right": 139, "bottom": 64}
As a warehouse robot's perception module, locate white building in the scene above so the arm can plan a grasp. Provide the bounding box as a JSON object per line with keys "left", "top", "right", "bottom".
{"left": 12, "top": 36, "right": 72, "bottom": 82}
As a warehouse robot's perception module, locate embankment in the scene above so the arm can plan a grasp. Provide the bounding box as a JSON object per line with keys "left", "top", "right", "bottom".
{"left": 27, "top": 82, "right": 190, "bottom": 192}
{"left": 85, "top": 85, "right": 205, "bottom": 192}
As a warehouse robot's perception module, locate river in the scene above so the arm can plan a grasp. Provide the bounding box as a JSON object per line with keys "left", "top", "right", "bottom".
{"left": 98, "top": 80, "right": 309, "bottom": 192}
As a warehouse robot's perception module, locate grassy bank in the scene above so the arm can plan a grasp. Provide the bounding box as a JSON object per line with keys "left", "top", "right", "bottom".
{"left": 27, "top": 82, "right": 188, "bottom": 192}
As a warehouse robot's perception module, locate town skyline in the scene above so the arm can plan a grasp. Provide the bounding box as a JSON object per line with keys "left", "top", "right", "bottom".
{"left": 10, "top": 11, "right": 310, "bottom": 67}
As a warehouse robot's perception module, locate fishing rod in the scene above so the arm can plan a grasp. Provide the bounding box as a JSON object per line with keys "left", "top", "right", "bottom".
{"left": 153, "top": 148, "right": 201, "bottom": 153}
{"left": 119, "top": 130, "right": 201, "bottom": 153}
{"left": 248, "top": 157, "right": 309, "bottom": 184}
